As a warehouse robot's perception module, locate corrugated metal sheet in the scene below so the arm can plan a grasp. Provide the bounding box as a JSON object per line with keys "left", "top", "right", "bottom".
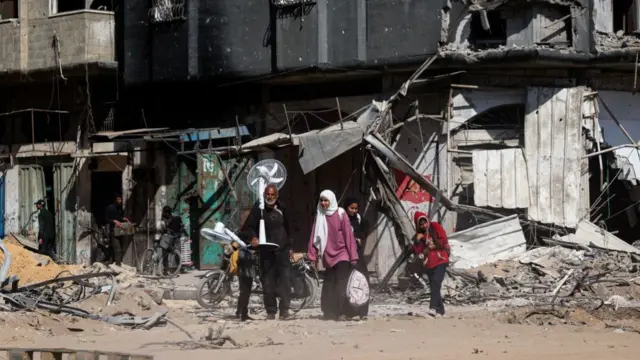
{"left": 472, "top": 149, "right": 530, "bottom": 209}
{"left": 198, "top": 154, "right": 254, "bottom": 270}
{"left": 525, "top": 87, "right": 587, "bottom": 227}
{"left": 54, "top": 162, "right": 78, "bottom": 262}
{"left": 448, "top": 214, "right": 527, "bottom": 269}
{"left": 18, "top": 165, "right": 45, "bottom": 235}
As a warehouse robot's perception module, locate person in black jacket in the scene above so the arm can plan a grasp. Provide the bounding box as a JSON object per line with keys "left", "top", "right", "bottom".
{"left": 243, "top": 183, "right": 293, "bottom": 320}
{"left": 35, "top": 200, "right": 56, "bottom": 259}
{"left": 105, "top": 193, "right": 129, "bottom": 266}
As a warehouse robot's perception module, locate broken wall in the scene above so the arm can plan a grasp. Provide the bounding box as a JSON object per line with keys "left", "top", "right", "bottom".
{"left": 444, "top": 1, "right": 588, "bottom": 52}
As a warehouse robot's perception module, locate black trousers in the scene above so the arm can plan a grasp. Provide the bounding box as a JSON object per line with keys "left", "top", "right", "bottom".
{"left": 260, "top": 248, "right": 291, "bottom": 315}
{"left": 109, "top": 232, "right": 124, "bottom": 266}
{"left": 321, "top": 260, "right": 352, "bottom": 319}
{"left": 236, "top": 275, "right": 253, "bottom": 317}
{"left": 38, "top": 238, "right": 56, "bottom": 260}
{"left": 426, "top": 263, "right": 447, "bottom": 315}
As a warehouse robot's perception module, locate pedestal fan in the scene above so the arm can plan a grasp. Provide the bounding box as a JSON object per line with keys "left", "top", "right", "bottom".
{"left": 247, "top": 159, "right": 287, "bottom": 249}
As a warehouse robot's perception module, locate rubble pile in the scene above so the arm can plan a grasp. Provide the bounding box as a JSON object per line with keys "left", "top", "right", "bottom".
{"left": 0, "top": 240, "right": 169, "bottom": 330}
{"left": 407, "top": 246, "right": 640, "bottom": 308}
{"left": 0, "top": 241, "right": 80, "bottom": 285}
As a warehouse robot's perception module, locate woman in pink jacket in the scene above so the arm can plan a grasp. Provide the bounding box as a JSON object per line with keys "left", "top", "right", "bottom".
{"left": 308, "top": 190, "right": 359, "bottom": 321}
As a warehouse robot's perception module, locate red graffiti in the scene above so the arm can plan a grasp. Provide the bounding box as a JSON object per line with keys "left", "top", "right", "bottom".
{"left": 393, "top": 169, "right": 434, "bottom": 204}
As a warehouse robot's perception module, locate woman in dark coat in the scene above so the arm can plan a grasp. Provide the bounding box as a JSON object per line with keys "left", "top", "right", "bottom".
{"left": 343, "top": 197, "right": 370, "bottom": 319}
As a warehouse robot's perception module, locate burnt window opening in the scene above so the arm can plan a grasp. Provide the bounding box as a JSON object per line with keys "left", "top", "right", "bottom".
{"left": 52, "top": 0, "right": 85, "bottom": 13}
{"left": 18, "top": 112, "right": 72, "bottom": 144}
{"left": 462, "top": 104, "right": 525, "bottom": 131}
{"left": 535, "top": 6, "right": 572, "bottom": 47}
{"left": 51, "top": 0, "right": 114, "bottom": 14}
{"left": 613, "top": 0, "right": 639, "bottom": 34}
{"left": 469, "top": 11, "right": 507, "bottom": 48}
{"left": 0, "top": 0, "right": 17, "bottom": 19}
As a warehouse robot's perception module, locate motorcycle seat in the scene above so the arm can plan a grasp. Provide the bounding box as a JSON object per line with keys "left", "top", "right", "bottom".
{"left": 291, "top": 252, "right": 306, "bottom": 263}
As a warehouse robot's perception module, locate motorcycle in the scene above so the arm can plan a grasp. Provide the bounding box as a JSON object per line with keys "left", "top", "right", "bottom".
{"left": 195, "top": 225, "right": 319, "bottom": 313}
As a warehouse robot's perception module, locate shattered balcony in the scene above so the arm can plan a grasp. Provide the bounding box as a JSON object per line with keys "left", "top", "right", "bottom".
{"left": 0, "top": 0, "right": 115, "bottom": 75}
{"left": 441, "top": 0, "right": 589, "bottom": 60}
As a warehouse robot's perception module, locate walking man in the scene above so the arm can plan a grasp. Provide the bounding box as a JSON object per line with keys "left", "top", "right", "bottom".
{"left": 35, "top": 199, "right": 56, "bottom": 259}
{"left": 105, "top": 193, "right": 129, "bottom": 266}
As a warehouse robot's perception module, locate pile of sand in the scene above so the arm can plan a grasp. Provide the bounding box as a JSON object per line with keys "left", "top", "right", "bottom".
{"left": 0, "top": 241, "right": 80, "bottom": 286}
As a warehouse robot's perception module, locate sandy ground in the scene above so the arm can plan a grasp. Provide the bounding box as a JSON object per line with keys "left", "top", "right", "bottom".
{"left": 0, "top": 301, "right": 639, "bottom": 360}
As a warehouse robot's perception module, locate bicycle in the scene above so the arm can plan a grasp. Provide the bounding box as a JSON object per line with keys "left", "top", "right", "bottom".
{"left": 196, "top": 243, "right": 319, "bottom": 314}
{"left": 139, "top": 230, "right": 183, "bottom": 277}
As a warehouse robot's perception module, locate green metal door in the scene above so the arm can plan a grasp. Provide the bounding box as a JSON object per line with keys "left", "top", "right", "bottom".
{"left": 198, "top": 153, "right": 254, "bottom": 270}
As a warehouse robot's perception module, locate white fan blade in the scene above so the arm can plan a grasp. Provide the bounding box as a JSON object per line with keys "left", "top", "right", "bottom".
{"left": 268, "top": 164, "right": 278, "bottom": 176}
{"left": 270, "top": 177, "right": 284, "bottom": 183}
{"left": 250, "top": 178, "right": 259, "bottom": 186}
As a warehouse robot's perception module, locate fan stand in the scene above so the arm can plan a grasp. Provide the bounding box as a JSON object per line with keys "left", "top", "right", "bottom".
{"left": 258, "top": 243, "right": 279, "bottom": 250}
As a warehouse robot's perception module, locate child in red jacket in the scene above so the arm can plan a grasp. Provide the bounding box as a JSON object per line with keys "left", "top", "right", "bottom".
{"left": 411, "top": 211, "right": 450, "bottom": 317}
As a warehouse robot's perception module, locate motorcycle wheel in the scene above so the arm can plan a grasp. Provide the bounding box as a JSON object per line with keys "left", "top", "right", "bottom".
{"left": 139, "top": 248, "right": 156, "bottom": 275}
{"left": 196, "top": 270, "right": 231, "bottom": 309}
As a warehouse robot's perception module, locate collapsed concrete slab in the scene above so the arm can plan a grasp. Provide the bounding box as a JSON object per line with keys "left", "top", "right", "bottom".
{"left": 560, "top": 220, "right": 640, "bottom": 254}
{"left": 448, "top": 214, "right": 527, "bottom": 269}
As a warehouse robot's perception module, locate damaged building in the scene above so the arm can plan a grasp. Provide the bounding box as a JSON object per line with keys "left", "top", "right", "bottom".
{"left": 0, "top": 0, "right": 117, "bottom": 263}
{"left": 3, "top": 0, "right": 628, "bottom": 278}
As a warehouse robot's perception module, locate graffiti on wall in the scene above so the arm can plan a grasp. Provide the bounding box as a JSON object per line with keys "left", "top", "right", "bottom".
{"left": 393, "top": 169, "right": 434, "bottom": 204}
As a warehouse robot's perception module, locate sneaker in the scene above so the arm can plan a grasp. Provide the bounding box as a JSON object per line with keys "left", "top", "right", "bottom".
{"left": 266, "top": 313, "right": 276, "bottom": 320}
{"left": 428, "top": 309, "right": 437, "bottom": 317}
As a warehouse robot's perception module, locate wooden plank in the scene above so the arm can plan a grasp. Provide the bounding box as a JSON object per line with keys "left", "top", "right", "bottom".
{"left": 68, "top": 351, "right": 100, "bottom": 360}
{"left": 106, "top": 354, "right": 129, "bottom": 360}
{"left": 550, "top": 87, "right": 567, "bottom": 224}
{"left": 524, "top": 87, "right": 540, "bottom": 221}
{"left": 40, "top": 352, "right": 63, "bottom": 360}
{"left": 6, "top": 350, "right": 33, "bottom": 360}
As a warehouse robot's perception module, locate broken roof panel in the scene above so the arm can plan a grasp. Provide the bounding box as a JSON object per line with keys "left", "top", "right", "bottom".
{"left": 472, "top": 148, "right": 530, "bottom": 209}
{"left": 241, "top": 132, "right": 298, "bottom": 149}
{"left": 448, "top": 214, "right": 527, "bottom": 269}
{"left": 90, "top": 128, "right": 169, "bottom": 141}
{"left": 297, "top": 121, "right": 364, "bottom": 174}
{"left": 561, "top": 220, "right": 640, "bottom": 254}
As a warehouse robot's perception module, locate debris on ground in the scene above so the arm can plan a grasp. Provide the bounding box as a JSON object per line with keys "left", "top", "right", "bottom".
{"left": 400, "top": 244, "right": 640, "bottom": 312}
{"left": 0, "top": 241, "right": 80, "bottom": 285}
{"left": 0, "top": 239, "right": 170, "bottom": 330}
{"left": 140, "top": 324, "right": 284, "bottom": 350}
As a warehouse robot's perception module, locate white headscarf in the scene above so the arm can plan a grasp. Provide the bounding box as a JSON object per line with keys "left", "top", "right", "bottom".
{"left": 313, "top": 190, "right": 344, "bottom": 256}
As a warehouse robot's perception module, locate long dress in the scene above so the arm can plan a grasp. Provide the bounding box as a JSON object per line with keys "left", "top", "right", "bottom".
{"left": 308, "top": 211, "right": 359, "bottom": 319}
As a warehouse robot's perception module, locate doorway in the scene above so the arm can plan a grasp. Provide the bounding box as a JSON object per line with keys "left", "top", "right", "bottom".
{"left": 91, "top": 171, "right": 123, "bottom": 226}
